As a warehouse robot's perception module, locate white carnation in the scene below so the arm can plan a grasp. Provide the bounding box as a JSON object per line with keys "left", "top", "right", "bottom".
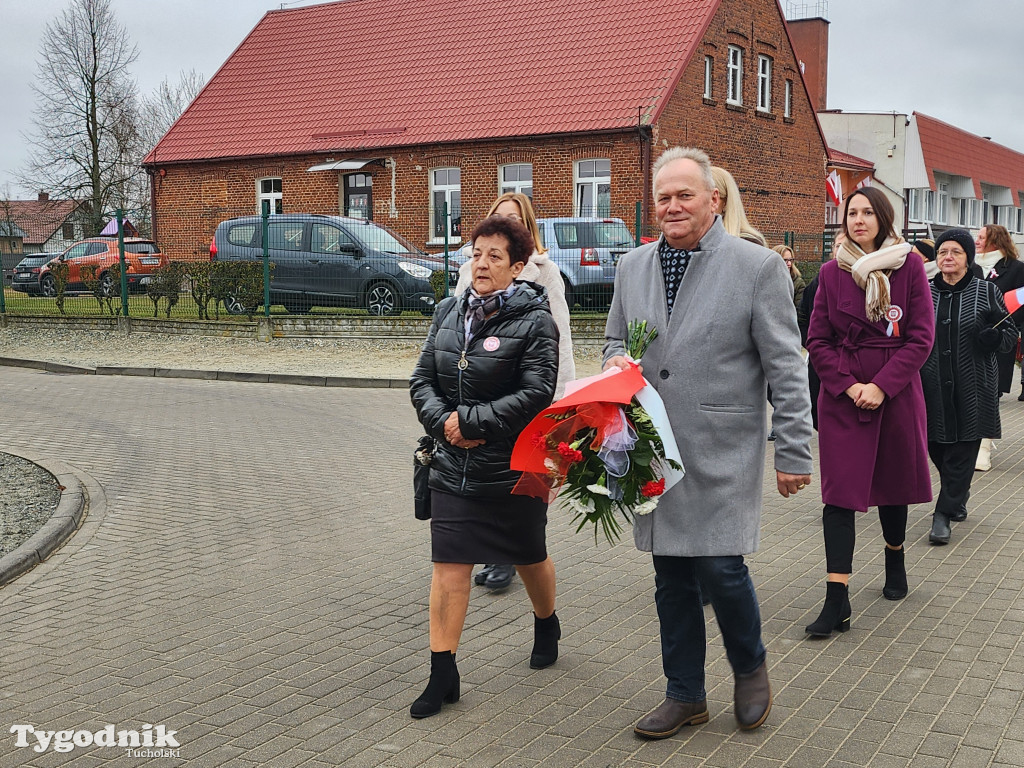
{"left": 586, "top": 484, "right": 612, "bottom": 496}
{"left": 633, "top": 499, "right": 659, "bottom": 516}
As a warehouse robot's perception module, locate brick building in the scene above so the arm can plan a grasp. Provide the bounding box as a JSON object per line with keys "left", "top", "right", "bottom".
{"left": 144, "top": 0, "right": 827, "bottom": 261}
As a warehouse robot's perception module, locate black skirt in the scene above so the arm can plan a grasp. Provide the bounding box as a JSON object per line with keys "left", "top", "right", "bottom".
{"left": 430, "top": 490, "right": 548, "bottom": 565}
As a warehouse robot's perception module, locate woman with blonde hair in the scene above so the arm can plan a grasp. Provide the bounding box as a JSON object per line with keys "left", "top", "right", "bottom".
{"left": 772, "top": 244, "right": 805, "bottom": 310}
{"left": 973, "top": 224, "right": 1024, "bottom": 467}
{"left": 711, "top": 166, "right": 768, "bottom": 247}
{"left": 455, "top": 192, "right": 575, "bottom": 592}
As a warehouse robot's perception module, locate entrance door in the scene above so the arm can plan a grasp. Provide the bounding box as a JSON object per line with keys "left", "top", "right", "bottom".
{"left": 343, "top": 173, "right": 373, "bottom": 220}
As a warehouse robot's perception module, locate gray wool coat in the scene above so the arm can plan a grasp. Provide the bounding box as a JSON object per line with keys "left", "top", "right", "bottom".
{"left": 603, "top": 218, "right": 813, "bottom": 557}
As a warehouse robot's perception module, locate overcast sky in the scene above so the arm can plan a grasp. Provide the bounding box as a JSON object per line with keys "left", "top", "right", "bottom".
{"left": 1, "top": 0, "right": 1021, "bottom": 198}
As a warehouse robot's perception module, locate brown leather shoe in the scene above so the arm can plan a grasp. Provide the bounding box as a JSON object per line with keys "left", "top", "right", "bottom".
{"left": 734, "top": 662, "right": 772, "bottom": 730}
{"left": 634, "top": 697, "right": 709, "bottom": 739}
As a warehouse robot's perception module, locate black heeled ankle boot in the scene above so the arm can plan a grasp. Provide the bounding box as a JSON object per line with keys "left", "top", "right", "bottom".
{"left": 530, "top": 611, "right": 560, "bottom": 669}
{"left": 410, "top": 650, "right": 460, "bottom": 718}
{"left": 883, "top": 546, "right": 908, "bottom": 600}
{"left": 805, "top": 582, "right": 851, "bottom": 637}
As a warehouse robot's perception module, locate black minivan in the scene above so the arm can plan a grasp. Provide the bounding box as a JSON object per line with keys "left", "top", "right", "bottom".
{"left": 210, "top": 214, "right": 454, "bottom": 315}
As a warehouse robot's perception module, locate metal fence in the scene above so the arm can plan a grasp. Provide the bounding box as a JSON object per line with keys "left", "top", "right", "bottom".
{"left": 0, "top": 206, "right": 837, "bottom": 320}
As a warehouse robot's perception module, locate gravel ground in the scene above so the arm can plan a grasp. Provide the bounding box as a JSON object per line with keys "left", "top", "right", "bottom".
{"left": 0, "top": 452, "right": 61, "bottom": 557}
{"left": 0, "top": 327, "right": 605, "bottom": 379}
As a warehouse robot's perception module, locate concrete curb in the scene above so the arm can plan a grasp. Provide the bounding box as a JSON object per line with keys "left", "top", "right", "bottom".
{"left": 0, "top": 453, "right": 88, "bottom": 588}
{"left": 0, "top": 357, "right": 408, "bottom": 388}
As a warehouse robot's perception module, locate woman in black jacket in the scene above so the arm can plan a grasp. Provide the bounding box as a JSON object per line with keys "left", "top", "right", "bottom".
{"left": 921, "top": 229, "right": 1017, "bottom": 545}
{"left": 408, "top": 215, "right": 560, "bottom": 719}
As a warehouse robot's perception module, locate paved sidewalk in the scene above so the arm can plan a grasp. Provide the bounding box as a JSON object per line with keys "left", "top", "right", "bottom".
{"left": 0, "top": 366, "right": 1022, "bottom": 767}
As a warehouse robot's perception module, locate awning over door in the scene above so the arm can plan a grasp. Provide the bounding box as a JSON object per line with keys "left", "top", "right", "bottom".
{"left": 306, "top": 158, "right": 379, "bottom": 172}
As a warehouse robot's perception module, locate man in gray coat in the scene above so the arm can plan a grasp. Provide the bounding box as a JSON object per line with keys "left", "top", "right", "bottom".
{"left": 604, "top": 147, "right": 813, "bottom": 737}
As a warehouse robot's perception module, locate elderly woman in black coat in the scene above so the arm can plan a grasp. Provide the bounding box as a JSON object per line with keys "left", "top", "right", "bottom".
{"left": 921, "top": 229, "right": 1017, "bottom": 545}
{"left": 408, "top": 215, "right": 560, "bottom": 718}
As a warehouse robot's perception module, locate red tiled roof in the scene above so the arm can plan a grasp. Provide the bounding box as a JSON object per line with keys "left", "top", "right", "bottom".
{"left": 1, "top": 199, "right": 81, "bottom": 246}
{"left": 146, "top": 0, "right": 719, "bottom": 164}
{"left": 915, "top": 111, "right": 1024, "bottom": 206}
{"left": 826, "top": 147, "right": 873, "bottom": 172}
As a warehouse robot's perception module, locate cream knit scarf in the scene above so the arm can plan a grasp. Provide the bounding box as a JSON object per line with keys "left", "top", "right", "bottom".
{"left": 835, "top": 236, "right": 911, "bottom": 322}
{"left": 975, "top": 250, "right": 1004, "bottom": 277}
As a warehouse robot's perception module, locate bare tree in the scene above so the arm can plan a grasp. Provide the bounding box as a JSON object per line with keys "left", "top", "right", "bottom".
{"left": 138, "top": 69, "right": 206, "bottom": 155}
{"left": 21, "top": 0, "right": 141, "bottom": 237}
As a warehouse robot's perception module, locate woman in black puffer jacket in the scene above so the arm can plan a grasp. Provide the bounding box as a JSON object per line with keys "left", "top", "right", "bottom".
{"left": 409, "top": 215, "right": 560, "bottom": 719}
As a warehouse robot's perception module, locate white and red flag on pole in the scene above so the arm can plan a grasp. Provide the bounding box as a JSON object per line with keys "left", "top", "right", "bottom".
{"left": 826, "top": 170, "right": 842, "bottom": 206}
{"left": 1003, "top": 286, "right": 1024, "bottom": 316}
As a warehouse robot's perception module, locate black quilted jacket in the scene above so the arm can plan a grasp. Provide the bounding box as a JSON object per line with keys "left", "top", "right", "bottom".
{"left": 410, "top": 282, "right": 559, "bottom": 497}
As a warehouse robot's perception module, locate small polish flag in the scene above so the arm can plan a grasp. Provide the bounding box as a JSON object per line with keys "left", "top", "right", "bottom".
{"left": 1003, "top": 286, "right": 1024, "bottom": 315}
{"left": 826, "top": 171, "right": 842, "bottom": 206}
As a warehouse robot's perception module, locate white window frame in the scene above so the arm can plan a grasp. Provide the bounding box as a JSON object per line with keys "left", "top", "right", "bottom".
{"left": 257, "top": 177, "right": 283, "bottom": 214}
{"left": 703, "top": 56, "right": 713, "bottom": 99}
{"left": 429, "top": 167, "right": 461, "bottom": 243}
{"left": 970, "top": 198, "right": 982, "bottom": 228}
{"left": 924, "top": 190, "right": 935, "bottom": 223}
{"left": 499, "top": 163, "right": 533, "bottom": 197}
{"left": 574, "top": 159, "right": 611, "bottom": 217}
{"left": 727, "top": 45, "right": 743, "bottom": 105}
{"left": 908, "top": 189, "right": 921, "bottom": 221}
{"left": 784, "top": 79, "right": 793, "bottom": 118}
{"left": 757, "top": 55, "right": 772, "bottom": 112}
{"left": 937, "top": 182, "right": 949, "bottom": 225}
{"left": 957, "top": 198, "right": 969, "bottom": 227}
{"left": 1017, "top": 206, "right": 1023, "bottom": 234}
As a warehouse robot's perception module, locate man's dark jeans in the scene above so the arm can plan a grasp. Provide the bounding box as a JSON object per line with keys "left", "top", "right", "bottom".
{"left": 653, "top": 554, "right": 766, "bottom": 702}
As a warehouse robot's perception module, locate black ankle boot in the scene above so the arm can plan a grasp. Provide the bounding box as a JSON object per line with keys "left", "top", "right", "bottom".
{"left": 883, "top": 546, "right": 908, "bottom": 600}
{"left": 530, "top": 612, "right": 560, "bottom": 669}
{"left": 805, "top": 582, "right": 851, "bottom": 637}
{"left": 410, "top": 651, "right": 460, "bottom": 718}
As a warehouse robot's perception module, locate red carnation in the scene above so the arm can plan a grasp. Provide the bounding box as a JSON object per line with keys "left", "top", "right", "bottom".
{"left": 557, "top": 442, "right": 584, "bottom": 463}
{"left": 641, "top": 478, "right": 666, "bottom": 498}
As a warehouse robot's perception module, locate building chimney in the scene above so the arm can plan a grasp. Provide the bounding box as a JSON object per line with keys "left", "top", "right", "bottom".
{"left": 37, "top": 191, "right": 49, "bottom": 202}
{"left": 786, "top": 9, "right": 830, "bottom": 112}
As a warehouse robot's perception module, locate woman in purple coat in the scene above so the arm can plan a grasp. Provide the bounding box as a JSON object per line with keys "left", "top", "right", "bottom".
{"left": 805, "top": 187, "right": 934, "bottom": 638}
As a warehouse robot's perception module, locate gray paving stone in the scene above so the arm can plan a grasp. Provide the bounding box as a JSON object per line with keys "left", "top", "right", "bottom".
{"left": 3, "top": 367, "right": 1024, "bottom": 767}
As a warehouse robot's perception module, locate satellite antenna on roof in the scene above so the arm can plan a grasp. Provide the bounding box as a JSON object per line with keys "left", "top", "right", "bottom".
{"left": 785, "top": 0, "right": 829, "bottom": 20}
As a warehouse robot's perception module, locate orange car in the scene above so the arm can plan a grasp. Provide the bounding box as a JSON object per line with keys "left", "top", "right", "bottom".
{"left": 39, "top": 238, "right": 168, "bottom": 298}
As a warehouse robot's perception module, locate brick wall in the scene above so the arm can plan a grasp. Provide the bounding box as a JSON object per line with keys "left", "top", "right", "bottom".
{"left": 653, "top": 0, "right": 826, "bottom": 253}
{"left": 151, "top": 136, "right": 646, "bottom": 262}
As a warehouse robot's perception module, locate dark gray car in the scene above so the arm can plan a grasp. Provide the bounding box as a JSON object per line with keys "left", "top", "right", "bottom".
{"left": 210, "top": 214, "right": 456, "bottom": 315}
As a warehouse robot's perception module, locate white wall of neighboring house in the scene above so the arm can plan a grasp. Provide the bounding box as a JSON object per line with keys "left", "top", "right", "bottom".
{"left": 818, "top": 111, "right": 909, "bottom": 231}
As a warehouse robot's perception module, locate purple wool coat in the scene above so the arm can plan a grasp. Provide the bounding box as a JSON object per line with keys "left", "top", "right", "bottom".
{"left": 806, "top": 257, "right": 934, "bottom": 511}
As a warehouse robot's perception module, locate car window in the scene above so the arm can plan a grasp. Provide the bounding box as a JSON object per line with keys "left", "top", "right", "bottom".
{"left": 267, "top": 222, "right": 304, "bottom": 251}
{"left": 227, "top": 225, "right": 256, "bottom": 247}
{"left": 125, "top": 243, "right": 159, "bottom": 254}
{"left": 88, "top": 243, "right": 108, "bottom": 256}
{"left": 553, "top": 221, "right": 632, "bottom": 249}
{"left": 64, "top": 243, "right": 90, "bottom": 260}
{"left": 311, "top": 224, "right": 356, "bottom": 254}
{"left": 346, "top": 221, "right": 417, "bottom": 254}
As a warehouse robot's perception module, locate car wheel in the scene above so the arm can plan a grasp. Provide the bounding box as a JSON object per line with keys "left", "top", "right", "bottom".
{"left": 223, "top": 295, "right": 250, "bottom": 316}
{"left": 40, "top": 275, "right": 57, "bottom": 298}
{"left": 366, "top": 282, "right": 400, "bottom": 316}
{"left": 561, "top": 275, "right": 576, "bottom": 310}
{"left": 100, "top": 272, "right": 116, "bottom": 298}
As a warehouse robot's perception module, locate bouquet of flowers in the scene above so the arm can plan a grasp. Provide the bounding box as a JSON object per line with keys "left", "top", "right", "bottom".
{"left": 511, "top": 320, "right": 684, "bottom": 544}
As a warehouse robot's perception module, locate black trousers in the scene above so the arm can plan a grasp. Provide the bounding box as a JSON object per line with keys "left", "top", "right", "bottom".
{"left": 927, "top": 440, "right": 982, "bottom": 520}
{"left": 822, "top": 504, "right": 908, "bottom": 575}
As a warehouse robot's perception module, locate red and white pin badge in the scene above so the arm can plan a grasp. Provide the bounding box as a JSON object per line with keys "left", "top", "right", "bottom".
{"left": 483, "top": 336, "right": 501, "bottom": 351}
{"left": 885, "top": 305, "right": 904, "bottom": 337}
